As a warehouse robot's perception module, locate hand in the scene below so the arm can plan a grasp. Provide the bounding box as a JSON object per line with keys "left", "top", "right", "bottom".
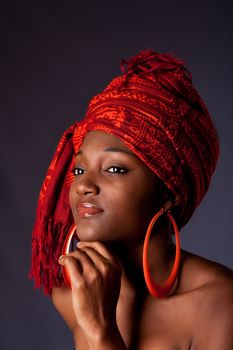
{"left": 58, "top": 241, "right": 122, "bottom": 342}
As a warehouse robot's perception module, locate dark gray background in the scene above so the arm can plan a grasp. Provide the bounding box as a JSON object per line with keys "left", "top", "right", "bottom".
{"left": 1, "top": 0, "right": 232, "bottom": 349}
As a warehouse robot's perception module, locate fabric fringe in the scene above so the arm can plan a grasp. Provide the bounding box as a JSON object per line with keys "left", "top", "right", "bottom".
{"left": 29, "top": 215, "right": 71, "bottom": 295}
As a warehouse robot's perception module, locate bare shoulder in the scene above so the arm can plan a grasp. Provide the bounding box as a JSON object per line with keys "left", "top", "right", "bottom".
{"left": 178, "top": 249, "right": 233, "bottom": 321}
{"left": 180, "top": 249, "right": 233, "bottom": 291}
{"left": 179, "top": 251, "right": 233, "bottom": 348}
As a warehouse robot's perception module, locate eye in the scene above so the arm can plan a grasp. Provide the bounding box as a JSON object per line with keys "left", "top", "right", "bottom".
{"left": 107, "top": 166, "right": 128, "bottom": 174}
{"left": 72, "top": 167, "right": 86, "bottom": 176}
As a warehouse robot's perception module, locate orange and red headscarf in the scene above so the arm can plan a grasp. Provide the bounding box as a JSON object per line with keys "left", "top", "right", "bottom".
{"left": 30, "top": 49, "right": 220, "bottom": 295}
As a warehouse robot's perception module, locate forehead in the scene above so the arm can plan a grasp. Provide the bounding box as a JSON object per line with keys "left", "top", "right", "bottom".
{"left": 75, "top": 130, "right": 163, "bottom": 186}
{"left": 77, "top": 130, "right": 134, "bottom": 154}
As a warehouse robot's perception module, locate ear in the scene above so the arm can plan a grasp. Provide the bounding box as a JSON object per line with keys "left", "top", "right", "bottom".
{"left": 163, "top": 196, "right": 181, "bottom": 213}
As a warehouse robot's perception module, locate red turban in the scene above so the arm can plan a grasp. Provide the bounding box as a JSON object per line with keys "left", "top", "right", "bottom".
{"left": 29, "top": 49, "right": 220, "bottom": 295}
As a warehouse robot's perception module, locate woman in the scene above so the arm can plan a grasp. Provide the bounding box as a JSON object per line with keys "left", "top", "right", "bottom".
{"left": 30, "top": 49, "right": 233, "bottom": 349}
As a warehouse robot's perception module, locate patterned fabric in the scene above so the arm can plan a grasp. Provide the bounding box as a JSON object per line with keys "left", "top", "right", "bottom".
{"left": 29, "top": 49, "right": 220, "bottom": 295}
{"left": 73, "top": 49, "right": 219, "bottom": 227}
{"left": 30, "top": 124, "right": 76, "bottom": 293}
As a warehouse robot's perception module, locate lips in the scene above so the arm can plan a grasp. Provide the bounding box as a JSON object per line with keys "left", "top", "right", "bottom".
{"left": 77, "top": 202, "right": 104, "bottom": 218}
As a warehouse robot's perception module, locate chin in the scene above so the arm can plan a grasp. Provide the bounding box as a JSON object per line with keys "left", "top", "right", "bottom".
{"left": 76, "top": 221, "right": 106, "bottom": 241}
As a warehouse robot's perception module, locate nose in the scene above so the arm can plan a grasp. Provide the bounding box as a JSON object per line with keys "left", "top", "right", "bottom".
{"left": 72, "top": 173, "right": 100, "bottom": 197}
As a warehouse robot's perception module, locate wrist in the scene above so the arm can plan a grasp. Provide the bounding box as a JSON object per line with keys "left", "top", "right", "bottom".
{"left": 85, "top": 323, "right": 127, "bottom": 350}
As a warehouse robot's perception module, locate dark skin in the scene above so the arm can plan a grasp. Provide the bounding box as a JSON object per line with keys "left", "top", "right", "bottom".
{"left": 53, "top": 130, "right": 233, "bottom": 349}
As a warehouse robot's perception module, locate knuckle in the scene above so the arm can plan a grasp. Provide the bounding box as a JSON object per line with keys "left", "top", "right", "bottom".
{"left": 72, "top": 276, "right": 86, "bottom": 290}
{"left": 64, "top": 256, "right": 74, "bottom": 265}
{"left": 88, "top": 269, "right": 101, "bottom": 283}
{"left": 110, "top": 259, "right": 122, "bottom": 271}
{"left": 100, "top": 260, "right": 120, "bottom": 278}
{"left": 100, "top": 262, "right": 109, "bottom": 276}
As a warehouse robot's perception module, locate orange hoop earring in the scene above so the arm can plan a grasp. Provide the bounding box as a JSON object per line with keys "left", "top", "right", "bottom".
{"left": 61, "top": 223, "right": 77, "bottom": 289}
{"left": 143, "top": 207, "right": 181, "bottom": 298}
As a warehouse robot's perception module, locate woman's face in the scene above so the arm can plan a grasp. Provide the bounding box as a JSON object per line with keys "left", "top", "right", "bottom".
{"left": 69, "top": 130, "right": 165, "bottom": 244}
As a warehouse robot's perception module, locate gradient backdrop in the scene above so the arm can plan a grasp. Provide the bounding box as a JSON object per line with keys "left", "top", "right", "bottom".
{"left": 1, "top": 1, "right": 232, "bottom": 349}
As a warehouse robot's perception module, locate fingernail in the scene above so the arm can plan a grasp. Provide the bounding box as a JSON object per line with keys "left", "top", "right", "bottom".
{"left": 59, "top": 254, "right": 66, "bottom": 262}
{"left": 76, "top": 240, "right": 83, "bottom": 247}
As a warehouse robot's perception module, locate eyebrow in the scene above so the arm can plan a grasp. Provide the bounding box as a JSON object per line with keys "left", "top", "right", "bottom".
{"left": 76, "top": 147, "right": 135, "bottom": 157}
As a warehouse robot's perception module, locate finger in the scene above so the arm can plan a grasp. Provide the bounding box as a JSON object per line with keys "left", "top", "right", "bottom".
{"left": 63, "top": 249, "right": 97, "bottom": 272}
{"left": 77, "top": 246, "right": 112, "bottom": 272}
{"left": 82, "top": 247, "right": 122, "bottom": 279}
{"left": 59, "top": 255, "right": 83, "bottom": 288}
{"left": 59, "top": 254, "right": 82, "bottom": 270}
{"left": 77, "top": 241, "right": 116, "bottom": 262}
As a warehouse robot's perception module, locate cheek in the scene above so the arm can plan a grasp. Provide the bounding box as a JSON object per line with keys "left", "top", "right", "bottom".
{"left": 121, "top": 180, "right": 159, "bottom": 215}
{"left": 105, "top": 186, "right": 157, "bottom": 238}
{"left": 67, "top": 177, "right": 161, "bottom": 242}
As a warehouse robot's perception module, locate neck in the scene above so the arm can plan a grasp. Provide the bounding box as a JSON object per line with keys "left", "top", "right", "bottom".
{"left": 107, "top": 220, "right": 176, "bottom": 297}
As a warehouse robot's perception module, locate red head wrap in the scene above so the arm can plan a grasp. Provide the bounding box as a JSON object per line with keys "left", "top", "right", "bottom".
{"left": 29, "top": 49, "right": 220, "bottom": 295}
